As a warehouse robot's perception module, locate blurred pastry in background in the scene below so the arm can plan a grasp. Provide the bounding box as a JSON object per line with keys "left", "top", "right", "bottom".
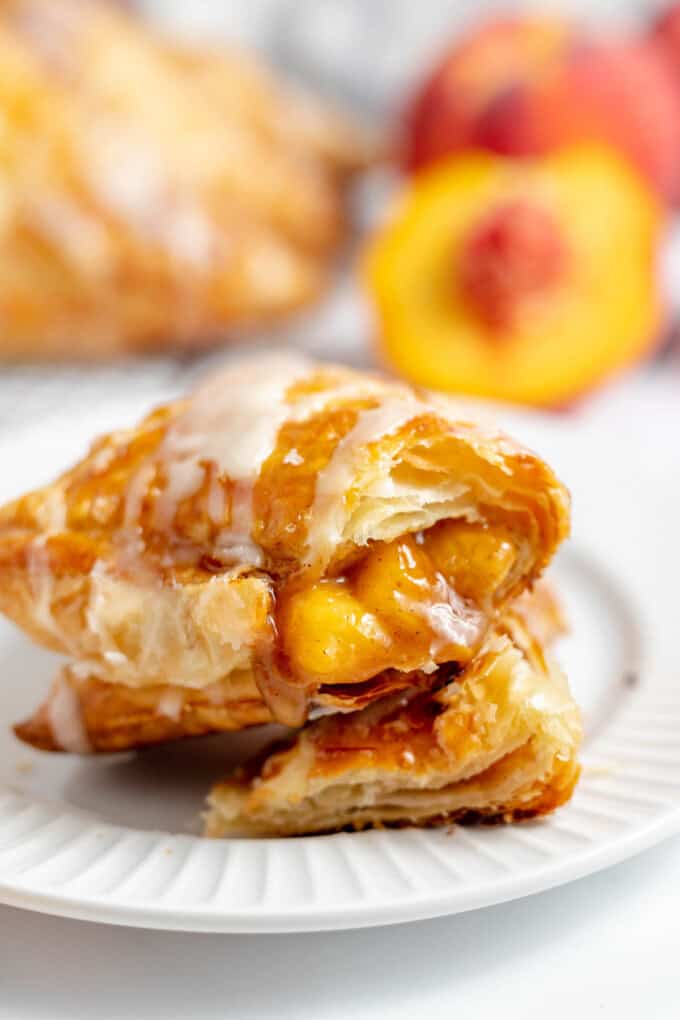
{"left": 0, "top": 0, "right": 370, "bottom": 359}
{"left": 365, "top": 144, "right": 663, "bottom": 406}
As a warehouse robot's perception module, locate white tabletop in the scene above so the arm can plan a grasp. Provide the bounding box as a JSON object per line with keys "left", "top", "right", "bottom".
{"left": 0, "top": 832, "right": 678, "bottom": 1020}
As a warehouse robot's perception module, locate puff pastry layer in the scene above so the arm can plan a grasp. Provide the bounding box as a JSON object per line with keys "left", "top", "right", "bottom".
{"left": 0, "top": 0, "right": 368, "bottom": 357}
{"left": 0, "top": 355, "right": 570, "bottom": 736}
{"left": 205, "top": 607, "right": 581, "bottom": 837}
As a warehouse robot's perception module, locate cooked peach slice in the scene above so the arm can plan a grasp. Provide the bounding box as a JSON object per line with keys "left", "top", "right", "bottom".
{"left": 352, "top": 536, "right": 436, "bottom": 638}
{"left": 278, "top": 580, "right": 392, "bottom": 686}
{"left": 277, "top": 526, "right": 495, "bottom": 689}
{"left": 424, "top": 520, "right": 518, "bottom": 601}
{"left": 364, "top": 145, "right": 663, "bottom": 406}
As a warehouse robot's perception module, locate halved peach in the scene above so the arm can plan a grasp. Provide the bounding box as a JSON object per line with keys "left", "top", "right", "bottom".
{"left": 364, "top": 145, "right": 663, "bottom": 407}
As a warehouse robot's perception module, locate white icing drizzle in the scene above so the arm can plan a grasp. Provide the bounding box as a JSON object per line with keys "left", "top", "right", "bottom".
{"left": 404, "top": 587, "right": 484, "bottom": 658}
{"left": 47, "top": 673, "right": 92, "bottom": 754}
{"left": 305, "top": 396, "right": 426, "bottom": 569}
{"left": 282, "top": 448, "right": 303, "bottom": 467}
{"left": 123, "top": 460, "right": 157, "bottom": 531}
{"left": 307, "top": 703, "right": 348, "bottom": 720}
{"left": 37, "top": 485, "right": 67, "bottom": 533}
{"left": 157, "top": 689, "right": 184, "bottom": 722}
{"left": 206, "top": 470, "right": 227, "bottom": 526}
{"left": 28, "top": 195, "right": 111, "bottom": 276}
{"left": 122, "top": 356, "right": 391, "bottom": 569}
{"left": 134, "top": 353, "right": 312, "bottom": 565}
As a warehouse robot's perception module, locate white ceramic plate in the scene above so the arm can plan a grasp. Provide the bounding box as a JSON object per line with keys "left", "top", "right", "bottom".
{"left": 0, "top": 382, "right": 679, "bottom": 933}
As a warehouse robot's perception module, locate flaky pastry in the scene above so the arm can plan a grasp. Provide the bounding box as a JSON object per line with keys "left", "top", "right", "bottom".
{"left": 205, "top": 606, "right": 581, "bottom": 836}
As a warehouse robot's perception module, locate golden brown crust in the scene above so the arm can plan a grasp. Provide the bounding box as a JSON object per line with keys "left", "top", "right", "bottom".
{"left": 14, "top": 667, "right": 273, "bottom": 753}
{"left": 0, "top": 0, "right": 370, "bottom": 359}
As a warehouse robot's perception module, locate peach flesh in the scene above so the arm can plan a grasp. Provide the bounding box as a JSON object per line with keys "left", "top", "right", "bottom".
{"left": 458, "top": 199, "right": 567, "bottom": 333}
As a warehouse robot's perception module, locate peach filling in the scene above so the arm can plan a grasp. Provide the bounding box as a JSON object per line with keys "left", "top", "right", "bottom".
{"left": 277, "top": 519, "right": 518, "bottom": 691}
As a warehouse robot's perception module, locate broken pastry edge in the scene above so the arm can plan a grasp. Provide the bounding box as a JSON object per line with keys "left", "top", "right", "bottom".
{"left": 203, "top": 617, "right": 582, "bottom": 838}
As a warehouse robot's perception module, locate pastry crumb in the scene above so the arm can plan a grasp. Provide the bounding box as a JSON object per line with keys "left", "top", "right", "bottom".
{"left": 582, "top": 763, "right": 617, "bottom": 778}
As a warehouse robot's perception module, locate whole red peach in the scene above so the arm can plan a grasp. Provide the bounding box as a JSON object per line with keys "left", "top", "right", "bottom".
{"left": 403, "top": 17, "right": 680, "bottom": 205}
{"left": 650, "top": 4, "right": 680, "bottom": 62}
{"left": 649, "top": 4, "right": 680, "bottom": 89}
